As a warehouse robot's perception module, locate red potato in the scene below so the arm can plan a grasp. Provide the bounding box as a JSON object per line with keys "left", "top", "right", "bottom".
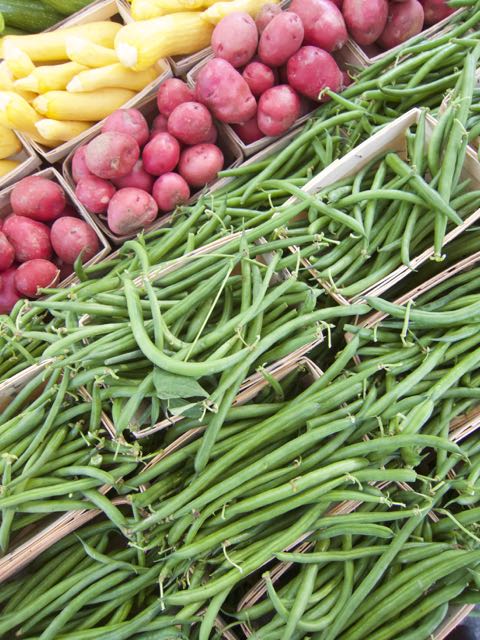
{"left": 233, "top": 117, "right": 264, "bottom": 144}
{"left": 112, "top": 160, "right": 154, "bottom": 192}
{"left": 11, "top": 176, "right": 66, "bottom": 222}
{"left": 211, "top": 12, "right": 258, "bottom": 68}
{"left": 0, "top": 267, "right": 20, "bottom": 314}
{"left": 178, "top": 143, "right": 224, "bottom": 188}
{"left": 71, "top": 146, "right": 92, "bottom": 183}
{"left": 0, "top": 231, "right": 15, "bottom": 272}
{"left": 343, "top": 0, "right": 388, "bottom": 45}
{"left": 255, "top": 3, "right": 282, "bottom": 32}
{"left": 107, "top": 188, "right": 158, "bottom": 235}
{"left": 142, "top": 132, "right": 180, "bottom": 176}
{"left": 258, "top": 12, "right": 304, "bottom": 67}
{"left": 157, "top": 79, "right": 195, "bottom": 117}
{"left": 422, "top": 0, "right": 454, "bottom": 24}
{"left": 50, "top": 216, "right": 100, "bottom": 264}
{"left": 153, "top": 173, "right": 191, "bottom": 212}
{"left": 257, "top": 85, "right": 301, "bottom": 137}
{"left": 102, "top": 109, "right": 150, "bottom": 147}
{"left": 167, "top": 102, "right": 213, "bottom": 145}
{"left": 205, "top": 124, "right": 218, "bottom": 144}
{"left": 86, "top": 132, "right": 140, "bottom": 180}
{"left": 14, "top": 259, "right": 59, "bottom": 297}
{"left": 75, "top": 176, "right": 116, "bottom": 214}
{"left": 195, "top": 59, "right": 257, "bottom": 124}
{"left": 151, "top": 113, "right": 168, "bottom": 135}
{"left": 287, "top": 46, "right": 343, "bottom": 101}
{"left": 3, "top": 215, "right": 52, "bottom": 262}
{"left": 377, "top": 0, "right": 424, "bottom": 49}
{"left": 289, "top": 0, "right": 348, "bottom": 52}
{"left": 242, "top": 62, "right": 275, "bottom": 97}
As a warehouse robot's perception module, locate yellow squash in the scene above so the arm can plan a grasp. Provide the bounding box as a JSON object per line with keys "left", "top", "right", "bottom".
{"left": 67, "top": 63, "right": 157, "bottom": 93}
{"left": 65, "top": 37, "right": 118, "bottom": 68}
{"left": 0, "top": 125, "right": 22, "bottom": 159}
{"left": 0, "top": 159, "right": 20, "bottom": 176}
{"left": 202, "top": 0, "right": 279, "bottom": 23}
{"left": 2, "top": 21, "right": 122, "bottom": 62}
{"left": 15, "top": 62, "right": 88, "bottom": 94}
{"left": 33, "top": 88, "right": 136, "bottom": 121}
{"left": 115, "top": 12, "right": 213, "bottom": 71}
{"left": 35, "top": 119, "right": 94, "bottom": 142}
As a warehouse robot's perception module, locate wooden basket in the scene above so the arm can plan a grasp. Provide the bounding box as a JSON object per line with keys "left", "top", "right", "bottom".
{"left": 283, "top": 108, "right": 480, "bottom": 306}
{"left": 62, "top": 92, "right": 243, "bottom": 244}
{"left": 0, "top": 166, "right": 110, "bottom": 288}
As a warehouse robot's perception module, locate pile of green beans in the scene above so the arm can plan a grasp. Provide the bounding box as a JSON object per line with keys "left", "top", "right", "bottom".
{"left": 27, "top": 239, "right": 370, "bottom": 471}
{"left": 0, "top": 364, "right": 141, "bottom": 555}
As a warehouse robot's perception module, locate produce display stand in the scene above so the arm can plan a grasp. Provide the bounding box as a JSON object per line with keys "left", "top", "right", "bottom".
{"left": 1, "top": 1, "right": 480, "bottom": 638}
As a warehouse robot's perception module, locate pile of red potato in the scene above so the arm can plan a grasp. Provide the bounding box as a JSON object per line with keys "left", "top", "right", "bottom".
{"left": 73, "top": 83, "right": 229, "bottom": 237}
{"left": 196, "top": 0, "right": 454, "bottom": 145}
{"left": 0, "top": 176, "right": 100, "bottom": 312}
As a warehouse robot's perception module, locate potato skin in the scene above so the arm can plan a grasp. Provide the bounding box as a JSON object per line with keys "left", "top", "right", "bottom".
{"left": 167, "top": 101, "right": 213, "bottom": 145}
{"left": 153, "top": 173, "right": 191, "bottom": 212}
{"left": 195, "top": 59, "right": 257, "bottom": 124}
{"left": 75, "top": 176, "right": 116, "bottom": 215}
{"left": 0, "top": 231, "right": 14, "bottom": 272}
{"left": 178, "top": 143, "right": 224, "bottom": 188}
{"left": 290, "top": 0, "right": 348, "bottom": 52}
{"left": 86, "top": 132, "right": 140, "bottom": 180}
{"left": 0, "top": 267, "right": 20, "bottom": 314}
{"left": 377, "top": 0, "right": 424, "bottom": 49}
{"left": 142, "top": 133, "right": 181, "bottom": 176}
{"left": 157, "top": 79, "right": 195, "bottom": 117}
{"left": 287, "top": 46, "right": 343, "bottom": 101}
{"left": 422, "top": 0, "right": 454, "bottom": 25}
{"left": 343, "top": 0, "right": 389, "bottom": 45}
{"left": 211, "top": 12, "right": 258, "bottom": 68}
{"left": 72, "top": 146, "right": 93, "bottom": 184}
{"left": 242, "top": 62, "right": 275, "bottom": 97}
{"left": 3, "top": 215, "right": 52, "bottom": 263}
{"left": 14, "top": 259, "right": 60, "bottom": 297}
{"left": 258, "top": 12, "right": 304, "bottom": 67}
{"left": 257, "top": 85, "right": 301, "bottom": 136}
{"left": 50, "top": 216, "right": 100, "bottom": 264}
{"left": 107, "top": 188, "right": 158, "bottom": 235}
{"left": 256, "top": 3, "right": 282, "bottom": 33}
{"left": 11, "top": 176, "right": 66, "bottom": 223}
{"left": 102, "top": 109, "right": 150, "bottom": 147}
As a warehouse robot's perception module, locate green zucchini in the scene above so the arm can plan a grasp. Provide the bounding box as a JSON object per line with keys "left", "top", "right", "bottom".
{"left": 40, "top": 0, "right": 94, "bottom": 16}
{"left": 0, "top": 12, "right": 4, "bottom": 33}
{"left": 0, "top": 0, "right": 63, "bottom": 33}
{"left": 1, "top": 26, "right": 29, "bottom": 36}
